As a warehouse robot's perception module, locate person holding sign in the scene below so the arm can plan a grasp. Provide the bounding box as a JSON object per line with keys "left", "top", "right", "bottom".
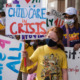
{"left": 61, "top": 7, "right": 80, "bottom": 50}
{"left": 20, "top": 41, "right": 34, "bottom": 80}
{"left": 22, "top": 27, "right": 68, "bottom": 80}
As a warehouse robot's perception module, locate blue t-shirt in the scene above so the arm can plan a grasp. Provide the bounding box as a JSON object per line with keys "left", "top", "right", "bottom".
{"left": 61, "top": 25, "right": 80, "bottom": 47}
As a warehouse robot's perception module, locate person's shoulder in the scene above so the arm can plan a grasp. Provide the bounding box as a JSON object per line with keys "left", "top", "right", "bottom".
{"left": 58, "top": 48, "right": 66, "bottom": 56}
{"left": 60, "top": 25, "right": 65, "bottom": 29}
{"left": 38, "top": 45, "right": 46, "bottom": 49}
{"left": 25, "top": 43, "right": 29, "bottom": 49}
{"left": 36, "top": 45, "right": 47, "bottom": 51}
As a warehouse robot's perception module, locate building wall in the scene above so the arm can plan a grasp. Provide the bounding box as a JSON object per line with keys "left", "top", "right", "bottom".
{"left": 47, "top": 0, "right": 58, "bottom": 12}
{"left": 68, "top": 0, "right": 75, "bottom": 7}
{"left": 48, "top": 0, "right": 75, "bottom": 13}
{"left": 58, "top": 0, "right": 65, "bottom": 13}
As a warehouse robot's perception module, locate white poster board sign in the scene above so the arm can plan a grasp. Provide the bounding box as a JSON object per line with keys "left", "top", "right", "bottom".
{"left": 65, "top": 47, "right": 80, "bottom": 80}
{"left": 11, "top": 0, "right": 42, "bottom": 7}
{"left": 46, "top": 10, "right": 64, "bottom": 31}
{"left": 6, "top": 0, "right": 47, "bottom": 35}
{"left": 0, "top": 35, "right": 24, "bottom": 80}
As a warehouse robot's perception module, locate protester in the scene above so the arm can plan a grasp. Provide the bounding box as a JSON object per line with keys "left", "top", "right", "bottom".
{"left": 61, "top": 7, "right": 80, "bottom": 50}
{"left": 20, "top": 40, "right": 34, "bottom": 80}
{"left": 20, "top": 40, "right": 45, "bottom": 80}
{"left": 0, "top": 11, "right": 5, "bottom": 35}
{"left": 23, "top": 27, "right": 68, "bottom": 80}
{"left": 26, "top": 40, "right": 46, "bottom": 80}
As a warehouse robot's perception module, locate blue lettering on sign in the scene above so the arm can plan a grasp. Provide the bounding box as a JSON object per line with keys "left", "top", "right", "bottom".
{"left": 0, "top": 76, "right": 2, "bottom": 80}
{"left": 41, "top": 8, "right": 46, "bottom": 19}
{"left": 29, "top": 35, "right": 32, "bottom": 38}
{"left": 0, "top": 64, "right": 3, "bottom": 66}
{"left": 8, "top": 52, "right": 21, "bottom": 60}
{"left": 0, "top": 67, "right": 3, "bottom": 74}
{"left": 33, "top": 35, "right": 36, "bottom": 38}
{"left": 0, "top": 53, "right": 6, "bottom": 61}
{"left": 6, "top": 61, "right": 20, "bottom": 73}
{"left": 8, "top": 5, "right": 46, "bottom": 19}
{"left": 13, "top": 0, "right": 19, "bottom": 4}
{"left": 7, "top": 43, "right": 22, "bottom": 73}
{"left": 0, "top": 64, "right": 3, "bottom": 80}
{"left": 0, "top": 64, "right": 3, "bottom": 74}
{"left": 22, "top": 35, "right": 45, "bottom": 40}
{"left": 8, "top": 8, "right": 15, "bottom": 17}
{"left": 9, "top": 43, "right": 22, "bottom": 51}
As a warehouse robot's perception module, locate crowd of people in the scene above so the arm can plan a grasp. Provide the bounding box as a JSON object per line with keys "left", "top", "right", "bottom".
{"left": 0, "top": 7, "right": 80, "bottom": 80}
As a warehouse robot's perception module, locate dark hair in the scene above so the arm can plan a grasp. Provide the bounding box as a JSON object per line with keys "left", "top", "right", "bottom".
{"left": 25, "top": 40, "right": 31, "bottom": 47}
{"left": 1, "top": 12, "right": 6, "bottom": 17}
{"left": 47, "top": 27, "right": 64, "bottom": 51}
{"left": 33, "top": 40, "right": 46, "bottom": 50}
{"left": 74, "top": 15, "right": 79, "bottom": 30}
{"left": 38, "top": 40, "right": 46, "bottom": 45}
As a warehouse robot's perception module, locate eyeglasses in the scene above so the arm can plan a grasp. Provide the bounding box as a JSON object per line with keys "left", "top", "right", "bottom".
{"left": 64, "top": 15, "right": 75, "bottom": 19}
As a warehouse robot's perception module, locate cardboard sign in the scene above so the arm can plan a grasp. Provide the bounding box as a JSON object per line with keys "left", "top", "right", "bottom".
{"left": 65, "top": 47, "right": 80, "bottom": 80}
{"left": 0, "top": 35, "right": 24, "bottom": 80}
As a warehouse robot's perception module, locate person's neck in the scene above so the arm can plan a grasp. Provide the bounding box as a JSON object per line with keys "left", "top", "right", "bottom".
{"left": 69, "top": 24, "right": 74, "bottom": 29}
{"left": 50, "top": 46, "right": 58, "bottom": 49}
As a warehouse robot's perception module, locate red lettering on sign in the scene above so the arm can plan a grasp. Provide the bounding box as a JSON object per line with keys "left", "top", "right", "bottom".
{"left": 25, "top": 0, "right": 30, "bottom": 3}
{"left": 10, "top": 22, "right": 17, "bottom": 34}
{"left": 6, "top": 4, "right": 12, "bottom": 7}
{"left": 10, "top": 20, "right": 46, "bottom": 35}
{"left": 18, "top": 23, "right": 25, "bottom": 33}
{"left": 29, "top": 23, "right": 35, "bottom": 34}
{"left": 40, "top": 21, "right": 46, "bottom": 34}
{"left": 54, "top": 18, "right": 58, "bottom": 26}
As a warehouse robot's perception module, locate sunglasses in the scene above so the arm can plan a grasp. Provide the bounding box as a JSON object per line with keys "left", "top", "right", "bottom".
{"left": 64, "top": 15, "right": 75, "bottom": 19}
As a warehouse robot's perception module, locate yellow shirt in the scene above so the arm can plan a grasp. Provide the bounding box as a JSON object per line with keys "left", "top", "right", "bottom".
{"left": 27, "top": 62, "right": 37, "bottom": 73}
{"left": 30, "top": 45, "right": 68, "bottom": 80}
{"left": 20, "top": 44, "right": 34, "bottom": 73}
{"left": 0, "top": 23, "right": 5, "bottom": 30}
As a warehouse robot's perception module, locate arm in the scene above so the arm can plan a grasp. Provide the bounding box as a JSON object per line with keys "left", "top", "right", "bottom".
{"left": 62, "top": 69, "right": 68, "bottom": 80}
{"left": 23, "top": 47, "right": 39, "bottom": 66}
{"left": 22, "top": 50, "right": 34, "bottom": 66}
{"left": 74, "top": 43, "right": 80, "bottom": 51}
{"left": 28, "top": 63, "right": 37, "bottom": 74}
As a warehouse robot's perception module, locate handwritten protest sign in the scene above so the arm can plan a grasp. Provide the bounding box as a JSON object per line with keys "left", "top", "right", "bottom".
{"left": 65, "top": 47, "right": 80, "bottom": 80}
{"left": 12, "top": 0, "right": 42, "bottom": 7}
{"left": 46, "top": 10, "right": 64, "bottom": 30}
{"left": 11, "top": 0, "right": 42, "bottom": 7}
{"left": 6, "top": 0, "right": 47, "bottom": 35}
{"left": 6, "top": 0, "right": 43, "bottom": 8}
{"left": 0, "top": 35, "right": 24, "bottom": 80}
{"left": 20, "top": 9, "right": 64, "bottom": 40}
